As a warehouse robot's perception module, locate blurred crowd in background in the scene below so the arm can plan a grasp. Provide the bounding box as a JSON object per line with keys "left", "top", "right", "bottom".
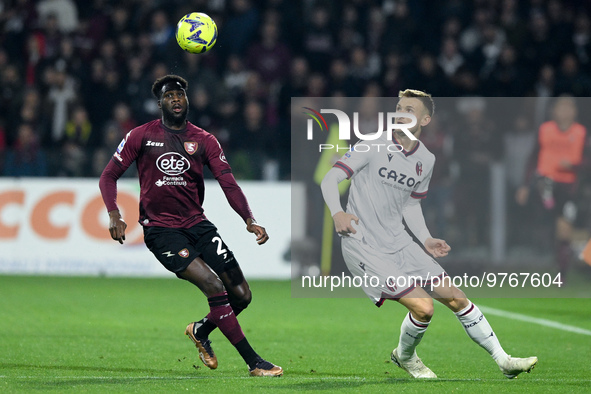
{"left": 1, "top": 0, "right": 591, "bottom": 260}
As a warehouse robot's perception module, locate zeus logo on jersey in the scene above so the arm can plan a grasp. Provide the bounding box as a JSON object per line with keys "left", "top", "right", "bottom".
{"left": 378, "top": 167, "right": 418, "bottom": 187}
{"left": 146, "top": 140, "right": 164, "bottom": 147}
{"left": 157, "top": 152, "right": 190, "bottom": 176}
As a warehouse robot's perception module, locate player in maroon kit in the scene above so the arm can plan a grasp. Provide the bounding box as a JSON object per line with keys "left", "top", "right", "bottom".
{"left": 99, "top": 74, "right": 283, "bottom": 377}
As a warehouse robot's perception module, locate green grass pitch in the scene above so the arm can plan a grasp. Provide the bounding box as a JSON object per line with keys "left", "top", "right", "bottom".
{"left": 1, "top": 275, "right": 590, "bottom": 393}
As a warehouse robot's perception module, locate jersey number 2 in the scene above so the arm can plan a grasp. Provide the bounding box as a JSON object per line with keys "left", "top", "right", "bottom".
{"left": 212, "top": 236, "right": 228, "bottom": 258}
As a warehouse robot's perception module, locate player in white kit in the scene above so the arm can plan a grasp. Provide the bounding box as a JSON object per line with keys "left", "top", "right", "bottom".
{"left": 321, "top": 90, "right": 537, "bottom": 379}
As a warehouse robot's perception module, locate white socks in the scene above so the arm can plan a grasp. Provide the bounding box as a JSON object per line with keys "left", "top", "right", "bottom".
{"left": 455, "top": 301, "right": 509, "bottom": 365}
{"left": 396, "top": 301, "right": 510, "bottom": 366}
{"left": 397, "top": 312, "right": 430, "bottom": 360}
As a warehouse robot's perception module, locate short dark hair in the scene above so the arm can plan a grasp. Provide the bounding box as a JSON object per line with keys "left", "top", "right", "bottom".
{"left": 398, "top": 89, "right": 435, "bottom": 116}
{"left": 151, "top": 74, "right": 189, "bottom": 99}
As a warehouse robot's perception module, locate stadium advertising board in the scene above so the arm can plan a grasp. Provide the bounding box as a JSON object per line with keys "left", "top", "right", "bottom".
{"left": 0, "top": 179, "right": 291, "bottom": 278}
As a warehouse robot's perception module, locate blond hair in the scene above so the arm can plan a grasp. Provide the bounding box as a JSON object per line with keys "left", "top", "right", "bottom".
{"left": 398, "top": 89, "right": 435, "bottom": 116}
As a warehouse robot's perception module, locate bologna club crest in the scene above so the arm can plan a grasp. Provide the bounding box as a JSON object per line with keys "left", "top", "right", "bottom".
{"left": 416, "top": 161, "right": 423, "bottom": 176}
{"left": 184, "top": 141, "right": 198, "bottom": 155}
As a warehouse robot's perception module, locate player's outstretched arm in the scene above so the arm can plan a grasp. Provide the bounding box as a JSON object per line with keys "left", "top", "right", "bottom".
{"left": 246, "top": 218, "right": 269, "bottom": 245}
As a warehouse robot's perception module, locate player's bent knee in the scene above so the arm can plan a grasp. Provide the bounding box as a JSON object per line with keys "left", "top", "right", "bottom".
{"left": 199, "top": 274, "right": 225, "bottom": 296}
{"left": 410, "top": 301, "right": 434, "bottom": 322}
{"left": 419, "top": 307, "right": 434, "bottom": 321}
{"left": 178, "top": 265, "right": 225, "bottom": 296}
{"left": 233, "top": 290, "right": 252, "bottom": 309}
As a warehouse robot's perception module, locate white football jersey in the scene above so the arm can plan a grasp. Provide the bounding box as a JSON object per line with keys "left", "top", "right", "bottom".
{"left": 333, "top": 134, "right": 435, "bottom": 254}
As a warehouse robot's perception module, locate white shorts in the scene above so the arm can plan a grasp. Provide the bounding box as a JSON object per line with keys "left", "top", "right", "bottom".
{"left": 341, "top": 237, "right": 447, "bottom": 306}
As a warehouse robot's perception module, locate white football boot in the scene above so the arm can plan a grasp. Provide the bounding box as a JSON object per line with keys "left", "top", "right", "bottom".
{"left": 499, "top": 355, "right": 538, "bottom": 378}
{"left": 391, "top": 348, "right": 437, "bottom": 378}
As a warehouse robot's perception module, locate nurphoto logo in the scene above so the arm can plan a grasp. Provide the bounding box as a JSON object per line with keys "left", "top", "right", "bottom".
{"left": 303, "top": 107, "right": 418, "bottom": 141}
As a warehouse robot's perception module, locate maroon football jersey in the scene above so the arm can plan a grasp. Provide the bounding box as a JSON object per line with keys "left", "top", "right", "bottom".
{"left": 106, "top": 119, "right": 245, "bottom": 228}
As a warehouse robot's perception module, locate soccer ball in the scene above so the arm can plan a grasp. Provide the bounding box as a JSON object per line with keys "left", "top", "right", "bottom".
{"left": 175, "top": 12, "right": 218, "bottom": 54}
